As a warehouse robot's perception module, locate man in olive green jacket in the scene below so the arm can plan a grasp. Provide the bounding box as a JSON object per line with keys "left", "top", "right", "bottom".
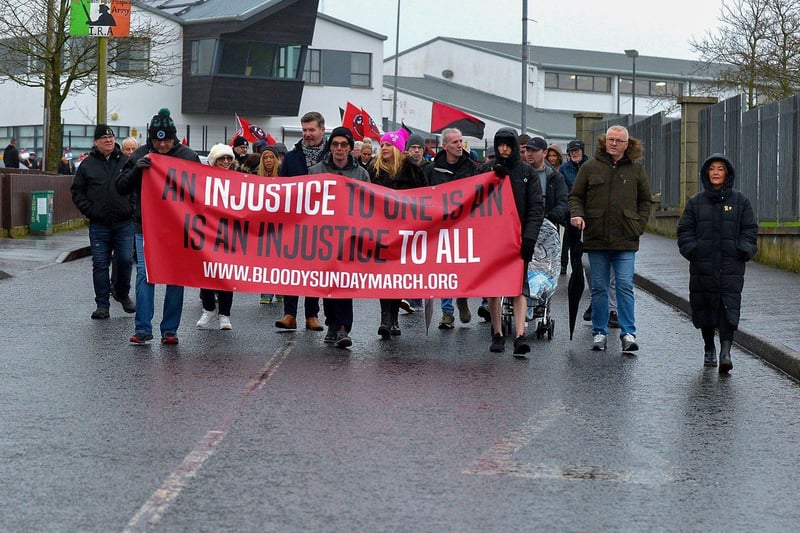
{"left": 568, "top": 125, "right": 651, "bottom": 352}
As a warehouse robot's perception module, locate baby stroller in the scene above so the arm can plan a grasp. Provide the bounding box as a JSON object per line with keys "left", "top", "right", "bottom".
{"left": 500, "top": 219, "right": 561, "bottom": 341}
{"left": 526, "top": 219, "right": 561, "bottom": 340}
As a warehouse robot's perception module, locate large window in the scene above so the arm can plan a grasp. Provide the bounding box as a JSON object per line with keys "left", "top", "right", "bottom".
{"left": 350, "top": 52, "right": 371, "bottom": 87}
{"left": 191, "top": 39, "right": 216, "bottom": 75}
{"left": 620, "top": 78, "right": 684, "bottom": 97}
{"left": 302, "top": 49, "right": 372, "bottom": 88}
{"left": 545, "top": 72, "right": 611, "bottom": 93}
{"left": 190, "top": 39, "right": 303, "bottom": 79}
{"left": 303, "top": 49, "right": 321, "bottom": 84}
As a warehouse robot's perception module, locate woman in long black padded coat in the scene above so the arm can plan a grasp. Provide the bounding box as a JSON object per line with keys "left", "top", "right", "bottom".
{"left": 677, "top": 154, "right": 757, "bottom": 373}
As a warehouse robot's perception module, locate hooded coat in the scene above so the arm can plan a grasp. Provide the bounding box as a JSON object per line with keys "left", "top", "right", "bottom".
{"left": 568, "top": 134, "right": 651, "bottom": 251}
{"left": 477, "top": 127, "right": 544, "bottom": 245}
{"left": 676, "top": 154, "right": 758, "bottom": 329}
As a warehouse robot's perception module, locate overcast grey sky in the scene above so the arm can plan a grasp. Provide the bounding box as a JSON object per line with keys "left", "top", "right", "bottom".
{"left": 320, "top": 0, "right": 725, "bottom": 60}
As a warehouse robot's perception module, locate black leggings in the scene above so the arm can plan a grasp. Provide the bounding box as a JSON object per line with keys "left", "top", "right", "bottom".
{"left": 701, "top": 303, "right": 734, "bottom": 347}
{"left": 200, "top": 289, "right": 233, "bottom": 316}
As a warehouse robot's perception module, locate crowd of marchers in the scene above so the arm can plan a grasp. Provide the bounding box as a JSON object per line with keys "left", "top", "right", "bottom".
{"left": 64, "top": 107, "right": 756, "bottom": 372}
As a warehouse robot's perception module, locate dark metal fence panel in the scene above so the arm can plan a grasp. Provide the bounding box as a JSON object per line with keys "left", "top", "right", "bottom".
{"left": 778, "top": 96, "right": 800, "bottom": 223}
{"left": 757, "top": 101, "right": 780, "bottom": 223}
{"left": 724, "top": 95, "right": 743, "bottom": 175}
{"left": 709, "top": 99, "right": 727, "bottom": 156}
{"left": 740, "top": 104, "right": 761, "bottom": 219}
{"left": 663, "top": 118, "right": 681, "bottom": 208}
{"left": 632, "top": 113, "right": 662, "bottom": 203}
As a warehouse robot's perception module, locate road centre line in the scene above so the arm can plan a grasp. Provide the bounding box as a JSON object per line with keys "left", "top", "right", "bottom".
{"left": 464, "top": 401, "right": 674, "bottom": 484}
{"left": 463, "top": 401, "right": 567, "bottom": 476}
{"left": 123, "top": 342, "right": 293, "bottom": 532}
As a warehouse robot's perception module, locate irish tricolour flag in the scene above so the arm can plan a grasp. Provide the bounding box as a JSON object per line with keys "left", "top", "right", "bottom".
{"left": 70, "top": 1, "right": 131, "bottom": 37}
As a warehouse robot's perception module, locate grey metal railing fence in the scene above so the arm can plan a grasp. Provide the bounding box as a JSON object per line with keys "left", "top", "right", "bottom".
{"left": 589, "top": 93, "right": 800, "bottom": 224}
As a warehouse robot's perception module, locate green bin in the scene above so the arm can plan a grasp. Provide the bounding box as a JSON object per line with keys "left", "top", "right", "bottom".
{"left": 30, "top": 190, "right": 54, "bottom": 235}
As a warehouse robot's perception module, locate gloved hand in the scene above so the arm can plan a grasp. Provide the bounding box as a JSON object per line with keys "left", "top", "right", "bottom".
{"left": 521, "top": 238, "right": 536, "bottom": 263}
{"left": 493, "top": 164, "right": 508, "bottom": 178}
{"left": 135, "top": 157, "right": 151, "bottom": 169}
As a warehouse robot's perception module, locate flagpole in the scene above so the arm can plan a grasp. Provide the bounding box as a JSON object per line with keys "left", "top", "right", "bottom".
{"left": 97, "top": 36, "right": 107, "bottom": 124}
{"left": 392, "top": 0, "right": 401, "bottom": 129}
{"left": 521, "top": 1, "right": 527, "bottom": 134}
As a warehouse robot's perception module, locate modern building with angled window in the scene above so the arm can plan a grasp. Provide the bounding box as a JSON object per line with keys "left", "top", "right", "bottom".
{"left": 0, "top": 0, "right": 385, "bottom": 164}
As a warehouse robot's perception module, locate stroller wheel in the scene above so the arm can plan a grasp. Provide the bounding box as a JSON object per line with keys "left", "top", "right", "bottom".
{"left": 547, "top": 319, "right": 555, "bottom": 341}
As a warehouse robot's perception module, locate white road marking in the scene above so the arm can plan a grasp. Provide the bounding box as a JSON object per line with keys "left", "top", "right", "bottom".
{"left": 463, "top": 400, "right": 676, "bottom": 484}
{"left": 122, "top": 343, "right": 293, "bottom": 532}
{"left": 463, "top": 401, "right": 567, "bottom": 475}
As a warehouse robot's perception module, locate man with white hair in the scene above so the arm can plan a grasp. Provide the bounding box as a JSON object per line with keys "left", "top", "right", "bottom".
{"left": 424, "top": 127, "right": 478, "bottom": 328}
{"left": 569, "top": 125, "right": 651, "bottom": 352}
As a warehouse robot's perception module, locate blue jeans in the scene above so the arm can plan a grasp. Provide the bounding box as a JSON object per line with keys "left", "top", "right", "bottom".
{"left": 89, "top": 221, "right": 134, "bottom": 308}
{"left": 441, "top": 297, "right": 467, "bottom": 314}
{"left": 134, "top": 233, "right": 184, "bottom": 336}
{"left": 588, "top": 250, "right": 636, "bottom": 337}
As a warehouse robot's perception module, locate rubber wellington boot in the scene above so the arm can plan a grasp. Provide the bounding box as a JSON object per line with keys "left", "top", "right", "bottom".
{"left": 378, "top": 312, "right": 392, "bottom": 339}
{"left": 703, "top": 345, "right": 717, "bottom": 367}
{"left": 718, "top": 341, "right": 733, "bottom": 373}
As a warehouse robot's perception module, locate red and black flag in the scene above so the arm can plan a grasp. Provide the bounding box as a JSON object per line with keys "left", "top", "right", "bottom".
{"left": 360, "top": 106, "right": 382, "bottom": 141}
{"left": 341, "top": 102, "right": 365, "bottom": 141}
{"left": 430, "top": 102, "right": 485, "bottom": 139}
{"left": 341, "top": 102, "right": 383, "bottom": 142}
{"left": 233, "top": 114, "right": 276, "bottom": 145}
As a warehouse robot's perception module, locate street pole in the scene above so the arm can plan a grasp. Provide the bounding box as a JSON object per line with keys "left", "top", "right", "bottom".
{"left": 625, "top": 49, "right": 639, "bottom": 119}
{"left": 391, "top": 0, "right": 400, "bottom": 129}
{"left": 521, "top": 1, "right": 528, "bottom": 134}
{"left": 98, "top": 37, "right": 108, "bottom": 125}
{"left": 43, "top": 1, "right": 55, "bottom": 171}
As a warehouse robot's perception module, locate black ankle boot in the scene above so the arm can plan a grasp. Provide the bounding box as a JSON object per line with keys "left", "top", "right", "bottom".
{"left": 704, "top": 345, "right": 717, "bottom": 367}
{"left": 378, "top": 312, "right": 391, "bottom": 339}
{"left": 719, "top": 341, "right": 733, "bottom": 373}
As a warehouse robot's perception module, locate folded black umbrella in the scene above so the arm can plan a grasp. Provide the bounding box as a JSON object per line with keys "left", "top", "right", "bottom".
{"left": 568, "top": 232, "right": 584, "bottom": 340}
{"left": 424, "top": 298, "right": 434, "bottom": 334}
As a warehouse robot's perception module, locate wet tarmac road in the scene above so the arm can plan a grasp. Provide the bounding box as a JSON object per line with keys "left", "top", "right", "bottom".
{"left": 2, "top": 257, "right": 800, "bottom": 532}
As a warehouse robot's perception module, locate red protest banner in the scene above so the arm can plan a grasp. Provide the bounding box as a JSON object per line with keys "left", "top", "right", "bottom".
{"left": 140, "top": 154, "right": 523, "bottom": 298}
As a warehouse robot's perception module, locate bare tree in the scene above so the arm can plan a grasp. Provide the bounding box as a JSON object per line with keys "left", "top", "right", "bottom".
{"left": 0, "top": 0, "right": 180, "bottom": 172}
{"left": 691, "top": 0, "right": 800, "bottom": 108}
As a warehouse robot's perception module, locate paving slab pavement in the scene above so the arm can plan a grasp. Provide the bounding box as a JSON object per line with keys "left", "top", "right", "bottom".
{"left": 0, "top": 228, "right": 89, "bottom": 279}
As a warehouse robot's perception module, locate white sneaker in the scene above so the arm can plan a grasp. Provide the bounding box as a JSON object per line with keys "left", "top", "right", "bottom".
{"left": 219, "top": 315, "right": 232, "bottom": 330}
{"left": 592, "top": 333, "right": 607, "bottom": 351}
{"left": 621, "top": 333, "right": 638, "bottom": 352}
{"left": 196, "top": 309, "right": 216, "bottom": 329}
